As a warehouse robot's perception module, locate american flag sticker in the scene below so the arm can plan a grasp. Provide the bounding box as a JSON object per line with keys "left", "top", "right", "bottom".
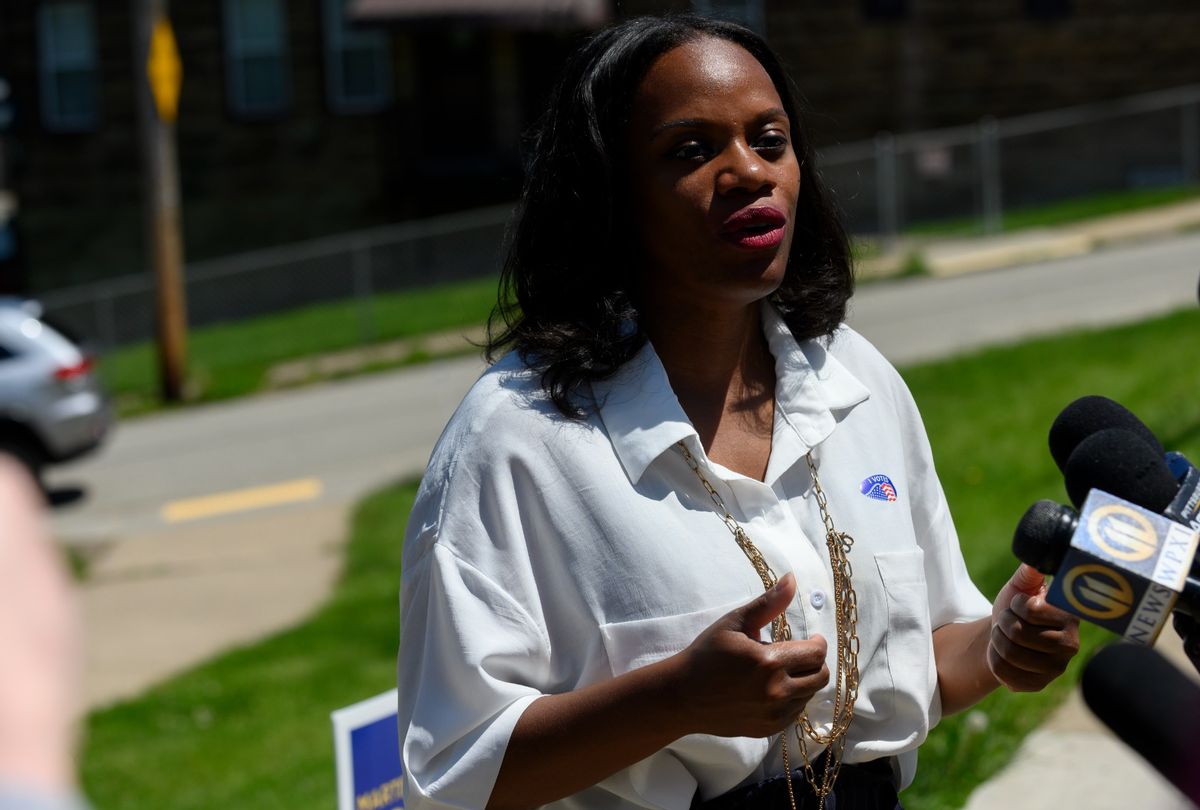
{"left": 860, "top": 474, "right": 898, "bottom": 502}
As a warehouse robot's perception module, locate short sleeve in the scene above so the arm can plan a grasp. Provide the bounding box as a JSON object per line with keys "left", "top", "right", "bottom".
{"left": 914, "top": 474, "right": 993, "bottom": 627}
{"left": 891, "top": 372, "right": 993, "bottom": 628}
{"left": 398, "top": 542, "right": 550, "bottom": 810}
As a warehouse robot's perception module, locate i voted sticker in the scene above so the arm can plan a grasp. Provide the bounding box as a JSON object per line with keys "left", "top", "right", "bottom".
{"left": 860, "top": 474, "right": 898, "bottom": 502}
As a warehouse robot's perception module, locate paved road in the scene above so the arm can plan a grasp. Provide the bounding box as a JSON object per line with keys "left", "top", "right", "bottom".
{"left": 48, "top": 231, "right": 1200, "bottom": 544}
{"left": 49, "top": 357, "right": 485, "bottom": 544}
{"left": 849, "top": 229, "right": 1199, "bottom": 364}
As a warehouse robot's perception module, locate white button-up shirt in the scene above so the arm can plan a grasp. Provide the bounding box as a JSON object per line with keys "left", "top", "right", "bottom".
{"left": 398, "top": 304, "right": 991, "bottom": 810}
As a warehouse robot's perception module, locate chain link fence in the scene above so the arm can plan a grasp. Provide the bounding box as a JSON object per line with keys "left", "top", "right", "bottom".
{"left": 821, "top": 84, "right": 1200, "bottom": 239}
{"left": 41, "top": 205, "right": 511, "bottom": 349}
{"left": 39, "top": 84, "right": 1200, "bottom": 350}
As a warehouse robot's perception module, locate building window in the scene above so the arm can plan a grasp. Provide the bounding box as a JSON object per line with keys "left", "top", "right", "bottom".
{"left": 223, "top": 0, "right": 290, "bottom": 118}
{"left": 692, "top": 0, "right": 765, "bottom": 35}
{"left": 862, "top": 0, "right": 908, "bottom": 21}
{"left": 323, "top": 0, "right": 393, "bottom": 114}
{"left": 37, "top": 1, "right": 100, "bottom": 132}
{"left": 1026, "top": 0, "right": 1071, "bottom": 20}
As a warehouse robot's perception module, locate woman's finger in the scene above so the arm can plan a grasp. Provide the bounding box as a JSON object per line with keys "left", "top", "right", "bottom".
{"left": 1011, "top": 591, "right": 1080, "bottom": 629}
{"left": 996, "top": 609, "right": 1079, "bottom": 656}
{"left": 769, "top": 635, "right": 827, "bottom": 677}
{"left": 987, "top": 645, "right": 1045, "bottom": 692}
{"left": 990, "top": 623, "right": 1070, "bottom": 675}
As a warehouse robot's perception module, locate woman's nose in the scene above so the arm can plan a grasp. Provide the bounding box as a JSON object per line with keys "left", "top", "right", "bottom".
{"left": 715, "top": 142, "right": 774, "bottom": 196}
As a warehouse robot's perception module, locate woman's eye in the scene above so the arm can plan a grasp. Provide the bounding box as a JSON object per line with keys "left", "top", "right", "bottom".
{"left": 755, "top": 133, "right": 788, "bottom": 153}
{"left": 672, "top": 141, "right": 711, "bottom": 161}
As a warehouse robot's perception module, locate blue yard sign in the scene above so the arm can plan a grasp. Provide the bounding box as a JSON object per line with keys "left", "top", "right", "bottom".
{"left": 332, "top": 689, "right": 404, "bottom": 810}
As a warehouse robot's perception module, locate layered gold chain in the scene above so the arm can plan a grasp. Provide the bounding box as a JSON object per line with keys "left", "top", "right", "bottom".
{"left": 675, "top": 442, "right": 860, "bottom": 810}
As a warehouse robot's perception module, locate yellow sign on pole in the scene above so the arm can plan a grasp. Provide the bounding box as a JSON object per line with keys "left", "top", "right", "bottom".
{"left": 146, "top": 16, "right": 182, "bottom": 123}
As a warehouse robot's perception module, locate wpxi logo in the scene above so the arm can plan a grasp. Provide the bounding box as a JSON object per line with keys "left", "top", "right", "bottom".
{"left": 1087, "top": 504, "right": 1159, "bottom": 562}
{"left": 1062, "top": 564, "right": 1135, "bottom": 620}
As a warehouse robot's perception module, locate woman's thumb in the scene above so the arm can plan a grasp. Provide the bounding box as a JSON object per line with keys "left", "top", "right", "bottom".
{"left": 735, "top": 572, "right": 796, "bottom": 634}
{"left": 1009, "top": 562, "right": 1046, "bottom": 595}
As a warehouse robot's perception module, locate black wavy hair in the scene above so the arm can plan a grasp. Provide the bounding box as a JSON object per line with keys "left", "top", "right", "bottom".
{"left": 486, "top": 14, "right": 854, "bottom": 418}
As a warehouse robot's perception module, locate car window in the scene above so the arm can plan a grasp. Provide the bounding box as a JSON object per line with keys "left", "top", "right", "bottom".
{"left": 25, "top": 318, "right": 80, "bottom": 365}
{"left": 0, "top": 316, "right": 78, "bottom": 365}
{"left": 39, "top": 314, "right": 82, "bottom": 345}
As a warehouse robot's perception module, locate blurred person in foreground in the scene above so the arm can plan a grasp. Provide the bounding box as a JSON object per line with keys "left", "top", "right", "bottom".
{"left": 0, "top": 458, "right": 87, "bottom": 810}
{"left": 397, "top": 15, "right": 1080, "bottom": 810}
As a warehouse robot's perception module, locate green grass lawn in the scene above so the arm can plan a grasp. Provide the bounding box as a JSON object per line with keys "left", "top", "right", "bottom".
{"left": 79, "top": 307, "right": 1200, "bottom": 809}
{"left": 103, "top": 275, "right": 500, "bottom": 416}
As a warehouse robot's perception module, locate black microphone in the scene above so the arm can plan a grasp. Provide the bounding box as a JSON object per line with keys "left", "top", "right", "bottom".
{"left": 1082, "top": 643, "right": 1200, "bottom": 805}
{"left": 1067, "top": 432, "right": 1200, "bottom": 669}
{"left": 1063, "top": 428, "right": 1180, "bottom": 512}
{"left": 1049, "top": 395, "right": 1165, "bottom": 475}
{"left": 1048, "top": 397, "right": 1200, "bottom": 669}
{"left": 1063, "top": 427, "right": 1200, "bottom": 534}
{"left": 1068, "top": 434, "right": 1200, "bottom": 672}
{"left": 1012, "top": 499, "right": 1200, "bottom": 638}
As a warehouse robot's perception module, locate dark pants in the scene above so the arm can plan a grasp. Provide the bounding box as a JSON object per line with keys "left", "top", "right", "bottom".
{"left": 692, "top": 751, "right": 903, "bottom": 810}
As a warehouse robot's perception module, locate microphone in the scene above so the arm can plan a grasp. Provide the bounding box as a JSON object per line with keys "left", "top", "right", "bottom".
{"left": 1068, "top": 432, "right": 1200, "bottom": 665}
{"left": 1063, "top": 428, "right": 1179, "bottom": 512}
{"left": 1046, "top": 396, "right": 1200, "bottom": 669}
{"left": 1049, "top": 395, "right": 1164, "bottom": 475}
{"left": 1166, "top": 452, "right": 1200, "bottom": 532}
{"left": 1012, "top": 494, "right": 1200, "bottom": 643}
{"left": 1082, "top": 643, "right": 1200, "bottom": 805}
{"left": 1063, "top": 427, "right": 1200, "bottom": 532}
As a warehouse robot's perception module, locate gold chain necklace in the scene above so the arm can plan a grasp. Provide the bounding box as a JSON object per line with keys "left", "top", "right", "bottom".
{"left": 675, "top": 441, "right": 860, "bottom": 810}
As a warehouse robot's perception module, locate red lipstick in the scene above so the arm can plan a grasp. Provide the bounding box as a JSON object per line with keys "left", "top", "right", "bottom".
{"left": 720, "top": 206, "right": 787, "bottom": 250}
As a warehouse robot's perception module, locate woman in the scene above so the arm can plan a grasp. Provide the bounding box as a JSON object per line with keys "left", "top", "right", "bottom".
{"left": 397, "top": 15, "right": 1080, "bottom": 810}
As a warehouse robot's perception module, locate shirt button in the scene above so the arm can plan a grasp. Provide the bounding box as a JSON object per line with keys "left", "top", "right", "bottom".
{"left": 810, "top": 590, "right": 826, "bottom": 609}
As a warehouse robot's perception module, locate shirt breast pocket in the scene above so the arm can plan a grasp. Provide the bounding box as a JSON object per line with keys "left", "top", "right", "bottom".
{"left": 872, "top": 548, "right": 935, "bottom": 726}
{"left": 598, "top": 598, "right": 744, "bottom": 675}
{"left": 598, "top": 597, "right": 771, "bottom": 800}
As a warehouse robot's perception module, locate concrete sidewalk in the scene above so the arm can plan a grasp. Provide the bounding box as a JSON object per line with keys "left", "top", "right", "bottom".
{"left": 77, "top": 503, "right": 349, "bottom": 708}
{"left": 963, "top": 629, "right": 1197, "bottom": 810}
{"left": 858, "top": 196, "right": 1200, "bottom": 280}
{"left": 62, "top": 199, "right": 1200, "bottom": 805}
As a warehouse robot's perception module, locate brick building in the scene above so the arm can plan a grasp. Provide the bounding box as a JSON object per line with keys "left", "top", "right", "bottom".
{"left": 1, "top": 0, "right": 1199, "bottom": 291}
{"left": 0, "top": 0, "right": 577, "bottom": 290}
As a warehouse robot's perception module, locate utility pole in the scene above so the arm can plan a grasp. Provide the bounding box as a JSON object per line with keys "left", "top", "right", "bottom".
{"left": 134, "top": 0, "right": 188, "bottom": 402}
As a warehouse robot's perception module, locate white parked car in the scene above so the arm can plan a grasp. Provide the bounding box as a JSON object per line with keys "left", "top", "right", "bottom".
{"left": 0, "top": 298, "right": 112, "bottom": 484}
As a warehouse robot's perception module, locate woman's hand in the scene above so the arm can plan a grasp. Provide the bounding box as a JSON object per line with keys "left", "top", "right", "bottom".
{"left": 0, "top": 459, "right": 81, "bottom": 795}
{"left": 677, "top": 572, "right": 829, "bottom": 737}
{"left": 490, "top": 574, "right": 825, "bottom": 809}
{"left": 987, "top": 563, "right": 1081, "bottom": 692}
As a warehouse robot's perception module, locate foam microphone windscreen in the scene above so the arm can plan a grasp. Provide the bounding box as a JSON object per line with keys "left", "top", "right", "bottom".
{"left": 1082, "top": 643, "right": 1200, "bottom": 804}
{"left": 1012, "top": 499, "right": 1076, "bottom": 575}
{"left": 1049, "top": 396, "right": 1165, "bottom": 474}
{"left": 1063, "top": 428, "right": 1178, "bottom": 512}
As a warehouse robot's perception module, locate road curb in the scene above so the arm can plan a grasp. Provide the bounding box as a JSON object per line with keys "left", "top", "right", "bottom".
{"left": 858, "top": 197, "right": 1200, "bottom": 281}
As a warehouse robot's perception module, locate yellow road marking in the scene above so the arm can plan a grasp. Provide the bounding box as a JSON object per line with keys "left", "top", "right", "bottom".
{"left": 161, "top": 478, "right": 323, "bottom": 523}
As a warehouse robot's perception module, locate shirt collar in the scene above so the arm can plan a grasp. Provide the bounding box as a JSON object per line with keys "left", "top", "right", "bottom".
{"left": 591, "top": 302, "right": 871, "bottom": 485}
{"left": 762, "top": 303, "right": 871, "bottom": 454}
{"left": 589, "top": 340, "right": 697, "bottom": 486}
